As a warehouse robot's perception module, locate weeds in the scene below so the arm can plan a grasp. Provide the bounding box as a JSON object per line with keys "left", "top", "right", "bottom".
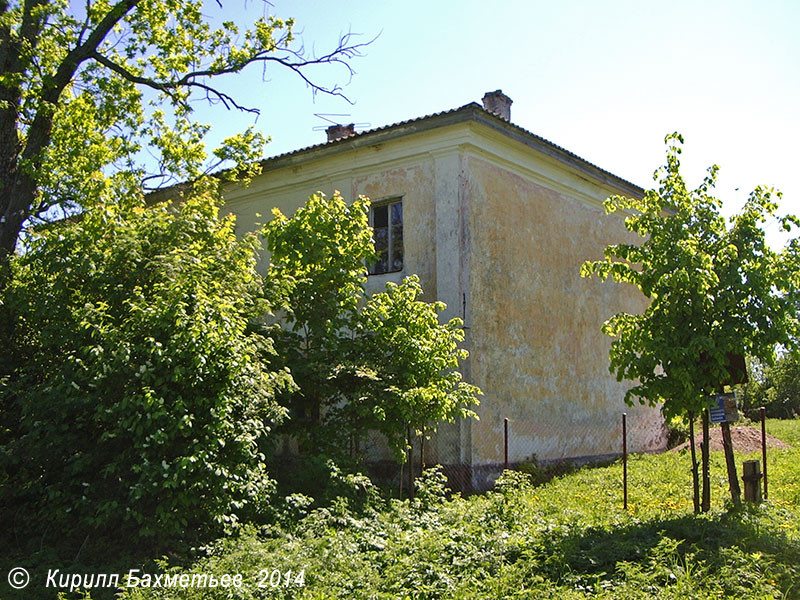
{"left": 8, "top": 420, "right": 799, "bottom": 600}
{"left": 129, "top": 419, "right": 800, "bottom": 599}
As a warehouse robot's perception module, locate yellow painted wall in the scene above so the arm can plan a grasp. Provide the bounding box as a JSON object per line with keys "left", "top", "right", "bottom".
{"left": 465, "top": 154, "right": 666, "bottom": 470}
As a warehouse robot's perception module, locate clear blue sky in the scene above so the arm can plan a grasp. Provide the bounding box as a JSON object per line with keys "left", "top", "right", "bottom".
{"left": 197, "top": 0, "right": 799, "bottom": 247}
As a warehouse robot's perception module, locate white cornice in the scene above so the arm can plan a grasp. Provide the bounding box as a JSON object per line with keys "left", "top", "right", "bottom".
{"left": 457, "top": 123, "right": 622, "bottom": 211}
{"left": 223, "top": 124, "right": 475, "bottom": 205}
{"left": 223, "top": 116, "right": 641, "bottom": 212}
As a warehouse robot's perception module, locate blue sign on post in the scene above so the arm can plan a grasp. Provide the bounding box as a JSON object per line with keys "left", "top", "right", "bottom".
{"left": 709, "top": 393, "right": 739, "bottom": 424}
{"left": 709, "top": 395, "right": 727, "bottom": 423}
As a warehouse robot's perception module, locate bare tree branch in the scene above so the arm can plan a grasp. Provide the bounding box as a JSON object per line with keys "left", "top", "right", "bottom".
{"left": 91, "top": 51, "right": 260, "bottom": 113}
{"left": 93, "top": 30, "right": 372, "bottom": 111}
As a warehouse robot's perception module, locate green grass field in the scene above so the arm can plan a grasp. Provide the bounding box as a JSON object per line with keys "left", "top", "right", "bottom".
{"left": 109, "top": 418, "right": 800, "bottom": 600}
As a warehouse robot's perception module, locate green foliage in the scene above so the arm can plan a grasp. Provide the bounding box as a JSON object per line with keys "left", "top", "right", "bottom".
{"left": 270, "top": 458, "right": 382, "bottom": 522}
{"left": 0, "top": 189, "right": 290, "bottom": 546}
{"left": 581, "top": 133, "right": 800, "bottom": 419}
{"left": 110, "top": 419, "right": 800, "bottom": 600}
{"left": 353, "top": 275, "right": 481, "bottom": 461}
{"left": 664, "top": 413, "right": 694, "bottom": 449}
{"left": 266, "top": 191, "right": 375, "bottom": 335}
{"left": 264, "top": 191, "right": 375, "bottom": 454}
{"left": 264, "top": 192, "right": 480, "bottom": 464}
{"left": 739, "top": 353, "right": 800, "bottom": 419}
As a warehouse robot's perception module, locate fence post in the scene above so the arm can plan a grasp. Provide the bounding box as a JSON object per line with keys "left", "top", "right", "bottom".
{"left": 622, "top": 412, "right": 628, "bottom": 510}
{"left": 742, "top": 460, "right": 763, "bottom": 503}
{"left": 689, "top": 413, "right": 700, "bottom": 514}
{"left": 504, "top": 418, "right": 509, "bottom": 470}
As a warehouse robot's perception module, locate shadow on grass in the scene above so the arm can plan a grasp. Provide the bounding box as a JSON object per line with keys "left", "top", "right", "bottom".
{"left": 514, "top": 456, "right": 619, "bottom": 488}
{"left": 535, "top": 507, "right": 800, "bottom": 597}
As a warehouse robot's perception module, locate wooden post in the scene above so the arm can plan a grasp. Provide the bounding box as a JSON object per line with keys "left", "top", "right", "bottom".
{"left": 701, "top": 410, "right": 710, "bottom": 512}
{"left": 504, "top": 418, "right": 509, "bottom": 470}
{"left": 760, "top": 407, "right": 768, "bottom": 500}
{"left": 721, "top": 421, "right": 741, "bottom": 505}
{"left": 689, "top": 413, "right": 700, "bottom": 514}
{"left": 742, "top": 460, "right": 763, "bottom": 503}
{"left": 622, "top": 412, "right": 628, "bottom": 510}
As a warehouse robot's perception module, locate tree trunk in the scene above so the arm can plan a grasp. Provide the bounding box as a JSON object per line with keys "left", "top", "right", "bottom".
{"left": 701, "top": 410, "right": 711, "bottom": 512}
{"left": 689, "top": 413, "right": 700, "bottom": 514}
{"left": 0, "top": 182, "right": 34, "bottom": 288}
{"left": 0, "top": 0, "right": 142, "bottom": 283}
{"left": 721, "top": 421, "right": 741, "bottom": 505}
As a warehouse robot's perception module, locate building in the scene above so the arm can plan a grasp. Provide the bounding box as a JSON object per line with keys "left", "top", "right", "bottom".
{"left": 221, "top": 91, "right": 667, "bottom": 490}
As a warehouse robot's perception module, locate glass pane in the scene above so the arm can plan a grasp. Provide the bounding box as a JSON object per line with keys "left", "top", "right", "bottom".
{"left": 390, "top": 202, "right": 403, "bottom": 271}
{"left": 373, "top": 204, "right": 388, "bottom": 228}
{"left": 373, "top": 227, "right": 388, "bottom": 273}
{"left": 391, "top": 201, "right": 402, "bottom": 226}
{"left": 370, "top": 205, "right": 389, "bottom": 274}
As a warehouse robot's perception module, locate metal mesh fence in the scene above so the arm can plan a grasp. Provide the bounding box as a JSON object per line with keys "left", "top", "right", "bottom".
{"left": 383, "top": 405, "right": 667, "bottom": 495}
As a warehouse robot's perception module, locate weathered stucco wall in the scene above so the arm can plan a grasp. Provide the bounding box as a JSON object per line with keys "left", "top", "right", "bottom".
{"left": 222, "top": 152, "right": 439, "bottom": 292}
{"left": 218, "top": 119, "right": 667, "bottom": 487}
{"left": 465, "top": 154, "right": 666, "bottom": 479}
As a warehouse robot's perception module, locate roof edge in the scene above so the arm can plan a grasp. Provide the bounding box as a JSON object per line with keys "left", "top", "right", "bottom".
{"left": 256, "top": 103, "right": 644, "bottom": 198}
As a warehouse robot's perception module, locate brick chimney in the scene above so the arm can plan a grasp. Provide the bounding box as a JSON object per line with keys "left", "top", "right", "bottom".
{"left": 326, "top": 123, "right": 356, "bottom": 142}
{"left": 481, "top": 90, "right": 512, "bottom": 121}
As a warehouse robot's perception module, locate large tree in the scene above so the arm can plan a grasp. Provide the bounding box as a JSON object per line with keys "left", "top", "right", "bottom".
{"left": 581, "top": 133, "right": 800, "bottom": 510}
{"left": 0, "top": 0, "right": 364, "bottom": 281}
{"left": 264, "top": 191, "right": 375, "bottom": 456}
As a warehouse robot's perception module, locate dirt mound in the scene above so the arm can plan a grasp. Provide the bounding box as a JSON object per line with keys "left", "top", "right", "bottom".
{"left": 671, "top": 425, "right": 791, "bottom": 453}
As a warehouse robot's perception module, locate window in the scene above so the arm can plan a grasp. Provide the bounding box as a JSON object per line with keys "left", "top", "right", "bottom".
{"left": 369, "top": 198, "right": 403, "bottom": 274}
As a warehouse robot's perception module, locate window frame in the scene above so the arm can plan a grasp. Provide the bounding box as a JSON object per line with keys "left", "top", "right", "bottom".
{"left": 368, "top": 196, "right": 404, "bottom": 275}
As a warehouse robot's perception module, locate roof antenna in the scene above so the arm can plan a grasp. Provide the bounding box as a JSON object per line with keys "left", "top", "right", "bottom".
{"left": 312, "top": 113, "right": 370, "bottom": 130}
{"left": 313, "top": 114, "right": 371, "bottom": 142}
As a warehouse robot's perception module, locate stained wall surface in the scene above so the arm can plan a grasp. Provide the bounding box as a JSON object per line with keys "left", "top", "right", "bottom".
{"left": 463, "top": 151, "right": 666, "bottom": 486}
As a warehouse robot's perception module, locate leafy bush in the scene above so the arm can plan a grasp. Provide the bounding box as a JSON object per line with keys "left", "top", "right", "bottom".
{"left": 0, "top": 190, "right": 290, "bottom": 548}
{"left": 664, "top": 413, "right": 693, "bottom": 448}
